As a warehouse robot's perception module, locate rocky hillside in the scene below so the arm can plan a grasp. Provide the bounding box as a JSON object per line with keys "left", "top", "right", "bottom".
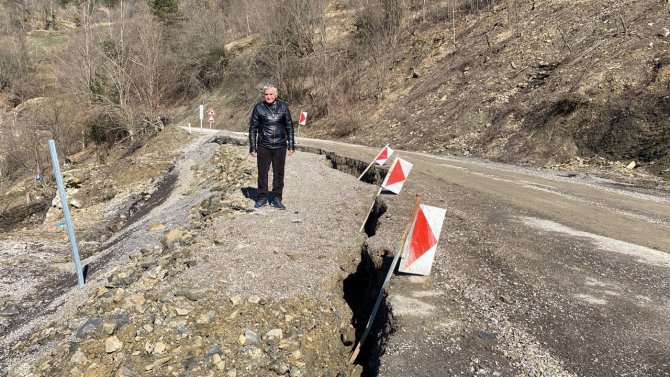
{"left": 212, "top": 0, "right": 670, "bottom": 183}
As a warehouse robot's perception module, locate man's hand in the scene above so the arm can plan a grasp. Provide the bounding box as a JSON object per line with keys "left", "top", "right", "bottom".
{"left": 288, "top": 149, "right": 294, "bottom": 156}
{"left": 250, "top": 152, "right": 257, "bottom": 157}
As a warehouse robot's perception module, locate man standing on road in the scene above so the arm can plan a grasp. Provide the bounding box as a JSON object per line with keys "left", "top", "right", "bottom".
{"left": 248, "top": 84, "right": 295, "bottom": 210}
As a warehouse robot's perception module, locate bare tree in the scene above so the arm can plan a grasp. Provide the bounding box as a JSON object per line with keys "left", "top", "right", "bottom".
{"left": 349, "top": 0, "right": 403, "bottom": 100}
{"left": 127, "top": 14, "right": 178, "bottom": 131}
{"left": 254, "top": 0, "right": 327, "bottom": 102}
{"left": 172, "top": 0, "right": 230, "bottom": 96}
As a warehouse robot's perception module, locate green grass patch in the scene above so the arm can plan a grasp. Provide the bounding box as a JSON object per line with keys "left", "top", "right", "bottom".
{"left": 29, "top": 34, "right": 69, "bottom": 48}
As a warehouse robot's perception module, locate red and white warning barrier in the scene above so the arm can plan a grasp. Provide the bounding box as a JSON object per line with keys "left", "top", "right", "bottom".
{"left": 381, "top": 157, "right": 413, "bottom": 195}
{"left": 374, "top": 145, "right": 394, "bottom": 166}
{"left": 359, "top": 156, "right": 413, "bottom": 232}
{"left": 358, "top": 145, "right": 395, "bottom": 181}
{"left": 350, "top": 195, "right": 423, "bottom": 362}
{"left": 351, "top": 196, "right": 448, "bottom": 362}
{"left": 298, "top": 111, "right": 308, "bottom": 126}
{"left": 399, "top": 204, "right": 447, "bottom": 275}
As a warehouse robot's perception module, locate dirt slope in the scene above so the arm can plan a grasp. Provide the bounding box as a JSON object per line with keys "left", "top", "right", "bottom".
{"left": 213, "top": 0, "right": 670, "bottom": 182}
{"left": 348, "top": 1, "right": 670, "bottom": 175}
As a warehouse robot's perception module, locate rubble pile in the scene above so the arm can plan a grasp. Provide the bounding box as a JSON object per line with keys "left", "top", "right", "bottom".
{"left": 6, "top": 145, "right": 360, "bottom": 377}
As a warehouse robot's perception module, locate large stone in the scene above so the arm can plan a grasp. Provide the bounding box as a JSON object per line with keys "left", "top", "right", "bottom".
{"left": 113, "top": 288, "right": 125, "bottom": 303}
{"left": 105, "top": 336, "right": 123, "bottom": 353}
{"left": 153, "top": 341, "right": 167, "bottom": 354}
{"left": 162, "top": 229, "right": 184, "bottom": 251}
{"left": 70, "top": 349, "right": 87, "bottom": 364}
{"left": 270, "top": 361, "right": 290, "bottom": 375}
{"left": 243, "top": 328, "right": 260, "bottom": 345}
{"left": 230, "top": 296, "right": 242, "bottom": 306}
{"left": 101, "top": 321, "right": 117, "bottom": 335}
{"left": 127, "top": 294, "right": 146, "bottom": 306}
{"left": 196, "top": 311, "right": 215, "bottom": 324}
{"left": 266, "top": 328, "right": 283, "bottom": 340}
{"left": 175, "top": 288, "right": 207, "bottom": 301}
{"left": 0, "top": 304, "right": 19, "bottom": 317}
{"left": 175, "top": 307, "right": 190, "bottom": 316}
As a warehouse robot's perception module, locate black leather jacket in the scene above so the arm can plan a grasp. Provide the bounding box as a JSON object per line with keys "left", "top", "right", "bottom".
{"left": 248, "top": 100, "right": 295, "bottom": 152}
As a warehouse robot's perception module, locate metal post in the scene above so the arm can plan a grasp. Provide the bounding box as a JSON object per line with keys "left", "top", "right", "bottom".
{"left": 199, "top": 104, "right": 204, "bottom": 129}
{"left": 48, "top": 140, "right": 84, "bottom": 287}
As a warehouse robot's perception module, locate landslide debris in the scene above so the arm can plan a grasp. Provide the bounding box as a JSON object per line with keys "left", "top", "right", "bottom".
{"left": 3, "top": 144, "right": 363, "bottom": 377}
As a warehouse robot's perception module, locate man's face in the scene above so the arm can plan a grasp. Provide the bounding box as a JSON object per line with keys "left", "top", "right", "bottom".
{"left": 264, "top": 89, "right": 277, "bottom": 104}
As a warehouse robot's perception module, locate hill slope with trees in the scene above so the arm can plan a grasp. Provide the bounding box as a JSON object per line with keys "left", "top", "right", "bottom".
{"left": 1, "top": 0, "right": 669, "bottom": 197}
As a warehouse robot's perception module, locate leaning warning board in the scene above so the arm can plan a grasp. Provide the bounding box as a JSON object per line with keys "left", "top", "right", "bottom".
{"left": 399, "top": 204, "right": 447, "bottom": 276}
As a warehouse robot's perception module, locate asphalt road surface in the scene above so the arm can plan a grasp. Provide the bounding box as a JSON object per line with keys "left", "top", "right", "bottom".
{"left": 199, "top": 129, "right": 670, "bottom": 376}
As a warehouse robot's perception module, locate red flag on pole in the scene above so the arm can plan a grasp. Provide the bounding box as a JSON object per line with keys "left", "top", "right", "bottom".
{"left": 381, "top": 157, "right": 413, "bottom": 194}
{"left": 399, "top": 204, "right": 447, "bottom": 275}
{"left": 358, "top": 145, "right": 394, "bottom": 181}
{"left": 298, "top": 111, "right": 308, "bottom": 126}
{"left": 374, "top": 145, "right": 394, "bottom": 165}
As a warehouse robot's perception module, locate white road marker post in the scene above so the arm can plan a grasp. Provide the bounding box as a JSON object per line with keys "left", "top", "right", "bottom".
{"left": 199, "top": 104, "right": 204, "bottom": 129}
{"left": 350, "top": 195, "right": 422, "bottom": 363}
{"left": 48, "top": 139, "right": 84, "bottom": 287}
{"left": 188, "top": 122, "right": 192, "bottom": 134}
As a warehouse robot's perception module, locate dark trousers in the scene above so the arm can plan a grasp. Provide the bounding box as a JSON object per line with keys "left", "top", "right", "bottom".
{"left": 256, "top": 145, "right": 287, "bottom": 200}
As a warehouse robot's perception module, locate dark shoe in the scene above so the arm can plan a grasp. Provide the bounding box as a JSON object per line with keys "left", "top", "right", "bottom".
{"left": 254, "top": 197, "right": 268, "bottom": 208}
{"left": 270, "top": 197, "right": 286, "bottom": 210}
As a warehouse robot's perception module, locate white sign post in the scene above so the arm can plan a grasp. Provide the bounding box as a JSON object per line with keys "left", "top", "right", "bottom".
{"left": 199, "top": 104, "right": 204, "bottom": 129}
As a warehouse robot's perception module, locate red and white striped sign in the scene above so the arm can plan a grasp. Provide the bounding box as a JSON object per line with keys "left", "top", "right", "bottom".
{"left": 381, "top": 157, "right": 412, "bottom": 194}
{"left": 399, "top": 204, "right": 447, "bottom": 275}
{"left": 374, "top": 145, "right": 394, "bottom": 165}
{"left": 298, "top": 111, "right": 308, "bottom": 126}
